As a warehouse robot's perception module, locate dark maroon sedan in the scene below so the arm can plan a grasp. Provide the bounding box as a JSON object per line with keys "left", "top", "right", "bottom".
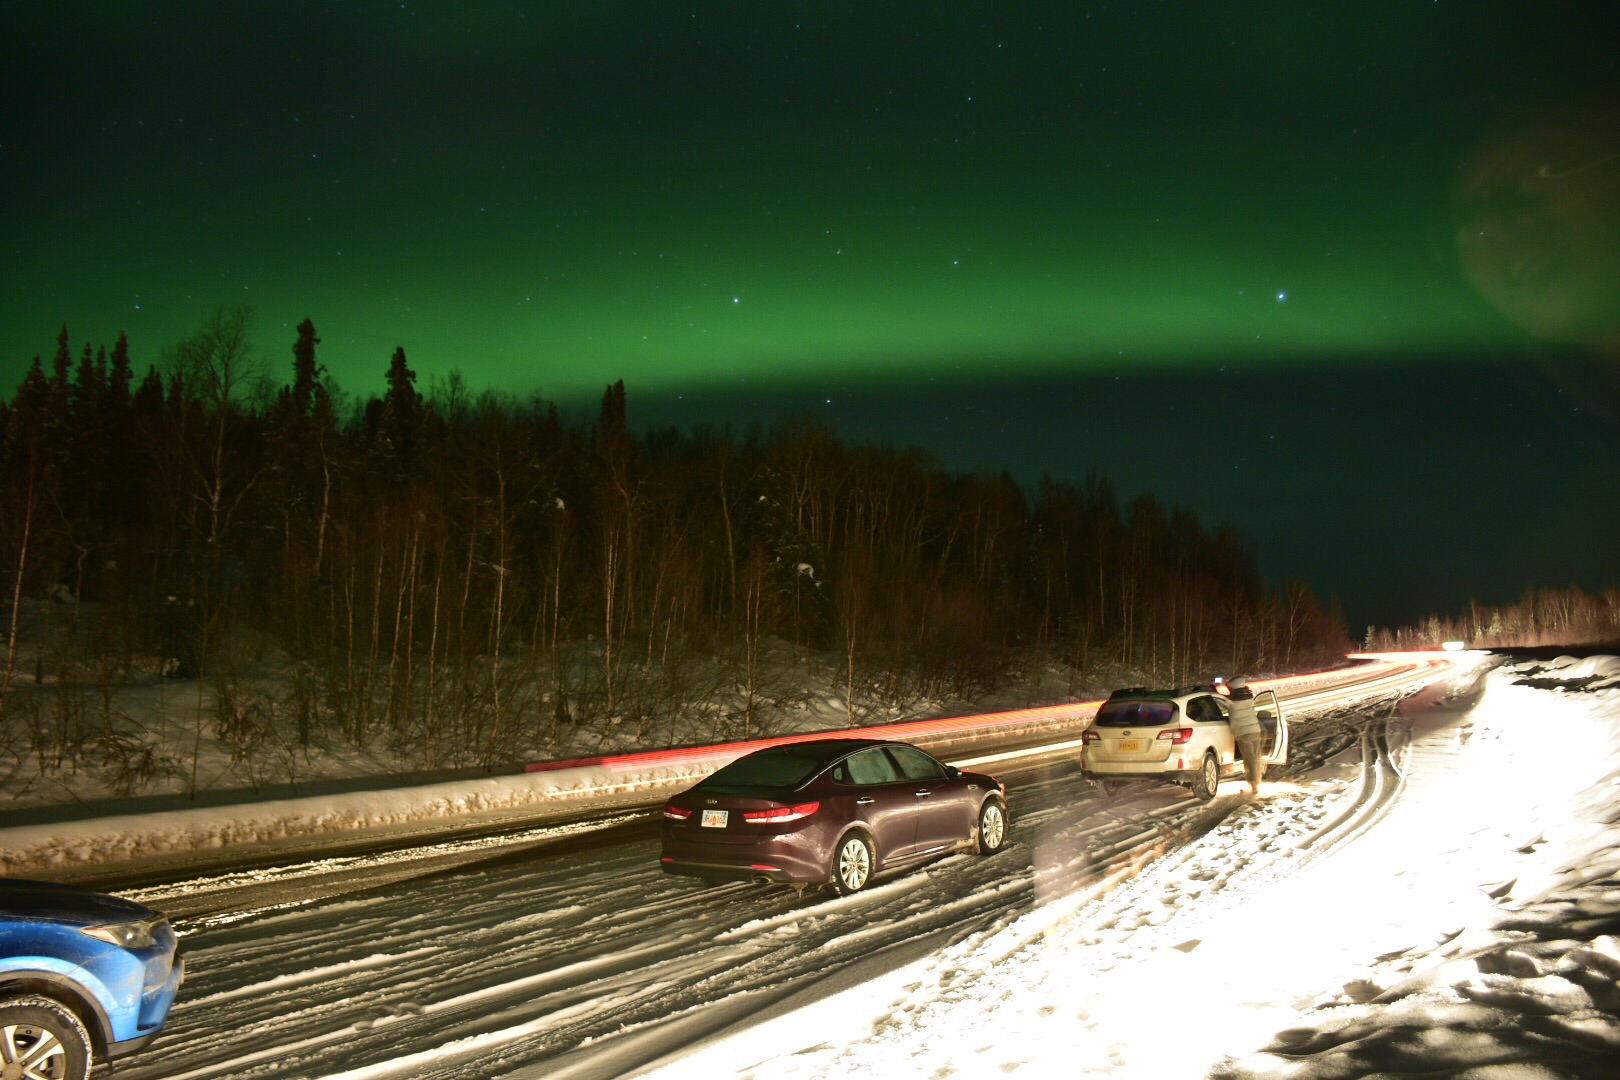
{"left": 660, "top": 738, "right": 1008, "bottom": 895}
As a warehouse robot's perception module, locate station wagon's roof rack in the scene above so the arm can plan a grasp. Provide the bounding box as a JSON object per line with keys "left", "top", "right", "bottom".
{"left": 1106, "top": 686, "right": 1149, "bottom": 699}
{"left": 1106, "top": 683, "right": 1223, "bottom": 700}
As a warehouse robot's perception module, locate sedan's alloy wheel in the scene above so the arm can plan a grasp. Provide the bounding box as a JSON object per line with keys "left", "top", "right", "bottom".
{"left": 978, "top": 800, "right": 1008, "bottom": 854}
{"left": 833, "top": 833, "right": 873, "bottom": 894}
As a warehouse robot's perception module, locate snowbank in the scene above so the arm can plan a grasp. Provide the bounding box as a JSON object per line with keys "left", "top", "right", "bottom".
{"left": 0, "top": 756, "right": 720, "bottom": 876}
{"left": 0, "top": 658, "right": 1398, "bottom": 878}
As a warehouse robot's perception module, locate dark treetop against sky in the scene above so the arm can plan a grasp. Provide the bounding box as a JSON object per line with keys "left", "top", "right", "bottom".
{"left": 4, "top": 2, "right": 1618, "bottom": 632}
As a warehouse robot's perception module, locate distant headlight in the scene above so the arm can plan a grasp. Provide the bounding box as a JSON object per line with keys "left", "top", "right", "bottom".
{"left": 81, "top": 918, "right": 161, "bottom": 949}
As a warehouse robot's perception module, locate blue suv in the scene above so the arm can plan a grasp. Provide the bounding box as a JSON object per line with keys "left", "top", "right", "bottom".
{"left": 1, "top": 878, "right": 182, "bottom": 1079}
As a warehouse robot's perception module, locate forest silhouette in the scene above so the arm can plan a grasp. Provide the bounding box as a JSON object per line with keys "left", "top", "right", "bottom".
{"left": 8, "top": 308, "right": 1599, "bottom": 791}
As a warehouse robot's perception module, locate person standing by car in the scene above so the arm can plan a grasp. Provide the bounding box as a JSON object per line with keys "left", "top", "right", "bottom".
{"left": 1228, "top": 677, "right": 1265, "bottom": 795}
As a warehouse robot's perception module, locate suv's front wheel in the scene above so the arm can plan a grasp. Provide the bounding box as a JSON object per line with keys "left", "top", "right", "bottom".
{"left": 0, "top": 994, "right": 92, "bottom": 1080}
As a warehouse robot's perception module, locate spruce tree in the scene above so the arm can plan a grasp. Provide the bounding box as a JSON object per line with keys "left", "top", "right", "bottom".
{"left": 377, "top": 345, "right": 421, "bottom": 478}
{"left": 291, "top": 317, "right": 323, "bottom": 418}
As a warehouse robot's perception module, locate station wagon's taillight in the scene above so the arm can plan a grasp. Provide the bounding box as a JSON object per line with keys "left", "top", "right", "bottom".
{"left": 742, "top": 801, "right": 820, "bottom": 823}
{"left": 1157, "top": 728, "right": 1193, "bottom": 744}
{"left": 1081, "top": 729, "right": 1100, "bottom": 744}
{"left": 663, "top": 803, "right": 693, "bottom": 821}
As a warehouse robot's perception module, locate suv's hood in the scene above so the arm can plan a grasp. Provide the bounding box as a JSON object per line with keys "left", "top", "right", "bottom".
{"left": 0, "top": 878, "right": 158, "bottom": 926}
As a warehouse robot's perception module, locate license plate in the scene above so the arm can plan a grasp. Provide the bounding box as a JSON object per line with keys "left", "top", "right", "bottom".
{"left": 1116, "top": 739, "right": 1141, "bottom": 753}
{"left": 701, "top": 809, "right": 729, "bottom": 828}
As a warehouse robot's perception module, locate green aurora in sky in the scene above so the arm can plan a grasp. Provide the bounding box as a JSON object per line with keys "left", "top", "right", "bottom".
{"left": 3, "top": 2, "right": 1618, "bottom": 629}
{"left": 6, "top": 2, "right": 1609, "bottom": 402}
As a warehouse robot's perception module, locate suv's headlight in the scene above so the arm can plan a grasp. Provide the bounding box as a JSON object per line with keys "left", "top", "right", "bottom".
{"left": 82, "top": 918, "right": 160, "bottom": 949}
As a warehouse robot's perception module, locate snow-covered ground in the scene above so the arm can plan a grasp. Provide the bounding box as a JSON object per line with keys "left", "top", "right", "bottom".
{"left": 0, "top": 621, "right": 1122, "bottom": 818}
{"left": 0, "top": 710, "right": 1087, "bottom": 882}
{"left": 629, "top": 654, "right": 1620, "bottom": 1079}
{"left": 6, "top": 653, "right": 1618, "bottom": 1079}
{"left": 0, "top": 631, "right": 1118, "bottom": 878}
{"left": 0, "top": 753, "right": 723, "bottom": 879}
{"left": 0, "top": 663, "right": 1390, "bottom": 881}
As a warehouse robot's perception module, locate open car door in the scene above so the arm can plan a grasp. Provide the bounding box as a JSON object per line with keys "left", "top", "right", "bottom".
{"left": 1255, "top": 689, "right": 1288, "bottom": 765}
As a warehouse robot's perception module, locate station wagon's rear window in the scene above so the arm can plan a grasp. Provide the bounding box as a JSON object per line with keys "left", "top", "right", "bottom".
{"left": 1095, "top": 700, "right": 1177, "bottom": 726}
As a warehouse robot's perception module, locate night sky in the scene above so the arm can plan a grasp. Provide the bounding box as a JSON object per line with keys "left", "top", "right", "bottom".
{"left": 4, "top": 2, "right": 1618, "bottom": 633}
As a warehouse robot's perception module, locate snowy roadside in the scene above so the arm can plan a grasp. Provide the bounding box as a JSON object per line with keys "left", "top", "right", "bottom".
{"left": 0, "top": 705, "right": 1087, "bottom": 878}
{"left": 627, "top": 655, "right": 1620, "bottom": 1079}
{"left": 0, "top": 752, "right": 721, "bottom": 878}
{"left": 0, "top": 664, "right": 1390, "bottom": 879}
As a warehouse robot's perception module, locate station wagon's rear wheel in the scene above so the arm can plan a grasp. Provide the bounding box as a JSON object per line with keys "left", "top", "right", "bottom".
{"left": 977, "top": 798, "right": 1008, "bottom": 854}
{"left": 830, "top": 831, "right": 874, "bottom": 895}
{"left": 0, "top": 995, "right": 91, "bottom": 1080}
{"left": 1192, "top": 752, "right": 1220, "bottom": 801}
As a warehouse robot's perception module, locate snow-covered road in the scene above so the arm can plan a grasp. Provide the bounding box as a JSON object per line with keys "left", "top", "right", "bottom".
{"left": 66, "top": 650, "right": 1594, "bottom": 1080}
{"left": 21, "top": 651, "right": 1620, "bottom": 1079}
{"left": 106, "top": 728, "right": 1153, "bottom": 1078}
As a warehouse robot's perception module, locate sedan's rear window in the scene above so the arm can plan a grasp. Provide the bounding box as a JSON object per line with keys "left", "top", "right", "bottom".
{"left": 1095, "top": 700, "right": 1177, "bottom": 726}
{"left": 701, "top": 749, "right": 823, "bottom": 790}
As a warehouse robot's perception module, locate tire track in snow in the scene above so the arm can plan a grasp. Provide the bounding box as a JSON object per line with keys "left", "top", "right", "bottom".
{"left": 1296, "top": 705, "right": 1408, "bottom": 861}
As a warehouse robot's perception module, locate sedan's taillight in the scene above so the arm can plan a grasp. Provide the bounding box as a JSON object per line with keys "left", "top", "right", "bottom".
{"left": 1157, "top": 728, "right": 1193, "bottom": 745}
{"left": 741, "top": 801, "right": 820, "bottom": 823}
{"left": 663, "top": 803, "right": 693, "bottom": 821}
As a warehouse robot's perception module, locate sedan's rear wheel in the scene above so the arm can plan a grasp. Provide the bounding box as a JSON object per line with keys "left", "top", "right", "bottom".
{"left": 976, "top": 798, "right": 1008, "bottom": 854}
{"left": 1192, "top": 752, "right": 1220, "bottom": 801}
{"left": 830, "top": 831, "right": 874, "bottom": 895}
{"left": 0, "top": 995, "right": 92, "bottom": 1080}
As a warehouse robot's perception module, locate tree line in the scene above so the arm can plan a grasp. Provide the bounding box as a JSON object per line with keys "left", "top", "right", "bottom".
{"left": 1366, "top": 585, "right": 1620, "bottom": 652}
{"left": 1, "top": 310, "right": 1351, "bottom": 790}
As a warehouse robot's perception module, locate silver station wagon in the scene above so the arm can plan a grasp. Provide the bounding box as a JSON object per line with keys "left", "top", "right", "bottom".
{"left": 1079, "top": 683, "right": 1288, "bottom": 799}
